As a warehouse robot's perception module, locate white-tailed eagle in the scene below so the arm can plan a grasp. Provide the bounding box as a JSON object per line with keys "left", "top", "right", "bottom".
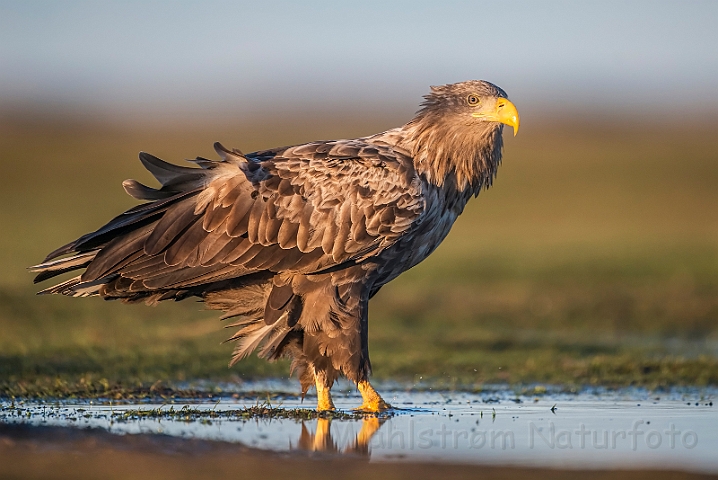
{"left": 31, "top": 80, "right": 519, "bottom": 412}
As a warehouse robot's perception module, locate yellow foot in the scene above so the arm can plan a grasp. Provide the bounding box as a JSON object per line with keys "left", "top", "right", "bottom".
{"left": 317, "top": 395, "right": 336, "bottom": 412}
{"left": 354, "top": 400, "right": 391, "bottom": 413}
{"left": 316, "top": 376, "right": 336, "bottom": 412}
{"left": 354, "top": 380, "right": 391, "bottom": 412}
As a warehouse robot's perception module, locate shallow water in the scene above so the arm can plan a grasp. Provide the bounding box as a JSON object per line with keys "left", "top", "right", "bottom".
{"left": 1, "top": 384, "right": 716, "bottom": 473}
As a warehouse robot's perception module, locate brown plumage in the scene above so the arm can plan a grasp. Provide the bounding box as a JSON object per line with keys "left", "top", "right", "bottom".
{"left": 30, "top": 80, "right": 519, "bottom": 411}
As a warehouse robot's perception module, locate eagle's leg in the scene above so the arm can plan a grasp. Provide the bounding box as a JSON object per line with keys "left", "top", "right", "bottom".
{"left": 354, "top": 380, "right": 391, "bottom": 412}
{"left": 315, "top": 370, "right": 336, "bottom": 412}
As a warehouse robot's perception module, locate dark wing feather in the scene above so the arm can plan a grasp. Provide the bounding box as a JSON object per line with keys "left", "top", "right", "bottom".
{"left": 35, "top": 139, "right": 425, "bottom": 299}
{"left": 42, "top": 188, "right": 201, "bottom": 262}
{"left": 29, "top": 250, "right": 99, "bottom": 283}
{"left": 144, "top": 198, "right": 201, "bottom": 257}
{"left": 138, "top": 152, "right": 204, "bottom": 188}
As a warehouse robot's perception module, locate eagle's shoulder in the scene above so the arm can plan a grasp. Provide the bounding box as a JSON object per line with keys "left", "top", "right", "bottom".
{"left": 250, "top": 138, "right": 419, "bottom": 191}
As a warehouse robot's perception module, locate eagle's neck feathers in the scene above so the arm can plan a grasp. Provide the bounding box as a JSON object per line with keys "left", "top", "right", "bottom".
{"left": 402, "top": 115, "right": 503, "bottom": 196}
{"left": 369, "top": 118, "right": 504, "bottom": 197}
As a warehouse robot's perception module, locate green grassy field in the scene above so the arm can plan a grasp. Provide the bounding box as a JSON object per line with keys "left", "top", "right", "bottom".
{"left": 1, "top": 113, "right": 717, "bottom": 397}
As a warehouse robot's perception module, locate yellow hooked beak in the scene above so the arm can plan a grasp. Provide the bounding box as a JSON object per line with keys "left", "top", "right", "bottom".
{"left": 471, "top": 98, "right": 520, "bottom": 136}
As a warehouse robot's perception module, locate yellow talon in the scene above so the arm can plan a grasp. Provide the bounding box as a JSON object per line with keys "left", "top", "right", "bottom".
{"left": 354, "top": 380, "right": 391, "bottom": 412}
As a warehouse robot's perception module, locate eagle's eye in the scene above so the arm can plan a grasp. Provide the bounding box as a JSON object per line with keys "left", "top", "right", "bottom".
{"left": 467, "top": 94, "right": 480, "bottom": 106}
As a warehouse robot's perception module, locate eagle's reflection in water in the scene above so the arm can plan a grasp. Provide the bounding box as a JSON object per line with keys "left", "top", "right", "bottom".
{"left": 295, "top": 417, "right": 386, "bottom": 456}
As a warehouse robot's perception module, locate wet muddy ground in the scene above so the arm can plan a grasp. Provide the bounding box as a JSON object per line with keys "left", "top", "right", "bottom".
{"left": 1, "top": 384, "right": 715, "bottom": 475}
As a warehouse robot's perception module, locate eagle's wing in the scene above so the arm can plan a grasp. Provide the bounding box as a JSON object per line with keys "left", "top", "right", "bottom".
{"left": 201, "top": 141, "right": 424, "bottom": 268}
{"left": 32, "top": 140, "right": 425, "bottom": 297}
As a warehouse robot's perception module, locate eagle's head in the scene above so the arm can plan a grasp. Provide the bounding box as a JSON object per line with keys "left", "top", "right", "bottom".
{"left": 420, "top": 80, "right": 519, "bottom": 136}
{"left": 403, "top": 80, "right": 520, "bottom": 195}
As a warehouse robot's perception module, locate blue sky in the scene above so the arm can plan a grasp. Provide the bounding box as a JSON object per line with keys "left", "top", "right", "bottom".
{"left": 1, "top": 0, "right": 716, "bottom": 118}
